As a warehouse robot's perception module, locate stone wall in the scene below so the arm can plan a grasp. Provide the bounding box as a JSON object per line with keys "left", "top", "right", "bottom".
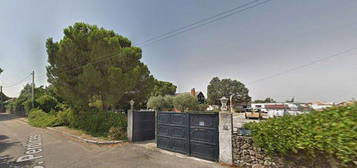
{"left": 232, "top": 134, "right": 281, "bottom": 168}
{"left": 231, "top": 134, "right": 345, "bottom": 168}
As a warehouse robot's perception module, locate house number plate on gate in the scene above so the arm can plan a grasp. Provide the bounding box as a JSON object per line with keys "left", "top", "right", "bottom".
{"left": 199, "top": 121, "right": 205, "bottom": 126}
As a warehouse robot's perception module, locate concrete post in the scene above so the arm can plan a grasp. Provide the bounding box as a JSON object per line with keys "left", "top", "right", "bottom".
{"left": 219, "top": 112, "right": 233, "bottom": 164}
{"left": 127, "top": 109, "right": 133, "bottom": 142}
{"left": 127, "top": 100, "right": 135, "bottom": 142}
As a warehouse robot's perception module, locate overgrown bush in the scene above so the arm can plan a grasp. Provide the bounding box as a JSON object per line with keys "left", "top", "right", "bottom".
{"left": 173, "top": 93, "right": 198, "bottom": 112}
{"left": 56, "top": 107, "right": 75, "bottom": 126}
{"left": 36, "top": 95, "right": 59, "bottom": 113}
{"left": 245, "top": 104, "right": 357, "bottom": 166}
{"left": 28, "top": 108, "right": 58, "bottom": 127}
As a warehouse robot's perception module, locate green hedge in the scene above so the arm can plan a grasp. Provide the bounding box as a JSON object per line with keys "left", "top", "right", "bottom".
{"left": 29, "top": 107, "right": 127, "bottom": 139}
{"left": 245, "top": 104, "right": 357, "bottom": 165}
{"left": 56, "top": 108, "right": 126, "bottom": 137}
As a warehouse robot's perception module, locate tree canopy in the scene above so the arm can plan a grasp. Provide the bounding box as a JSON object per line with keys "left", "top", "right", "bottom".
{"left": 46, "top": 22, "right": 155, "bottom": 111}
{"left": 207, "top": 77, "right": 251, "bottom": 105}
{"left": 173, "top": 93, "right": 198, "bottom": 112}
{"left": 253, "top": 97, "right": 276, "bottom": 103}
{"left": 151, "top": 80, "right": 177, "bottom": 96}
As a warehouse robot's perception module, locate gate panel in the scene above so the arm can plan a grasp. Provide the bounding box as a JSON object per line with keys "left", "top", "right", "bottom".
{"left": 189, "top": 113, "right": 219, "bottom": 161}
{"left": 132, "top": 111, "right": 155, "bottom": 142}
{"left": 156, "top": 112, "right": 219, "bottom": 161}
{"left": 157, "top": 112, "right": 189, "bottom": 154}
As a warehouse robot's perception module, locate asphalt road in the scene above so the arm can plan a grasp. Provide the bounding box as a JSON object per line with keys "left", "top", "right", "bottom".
{"left": 0, "top": 113, "right": 223, "bottom": 168}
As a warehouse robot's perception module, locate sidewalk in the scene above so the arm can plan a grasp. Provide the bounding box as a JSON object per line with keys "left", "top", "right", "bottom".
{"left": 14, "top": 115, "right": 124, "bottom": 145}
{"left": 46, "top": 126, "right": 125, "bottom": 145}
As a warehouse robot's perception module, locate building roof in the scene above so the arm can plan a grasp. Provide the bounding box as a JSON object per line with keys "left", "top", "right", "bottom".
{"left": 265, "top": 104, "right": 289, "bottom": 109}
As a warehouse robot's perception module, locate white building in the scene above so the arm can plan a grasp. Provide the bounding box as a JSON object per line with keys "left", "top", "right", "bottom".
{"left": 310, "top": 101, "right": 334, "bottom": 110}
{"left": 250, "top": 103, "right": 304, "bottom": 118}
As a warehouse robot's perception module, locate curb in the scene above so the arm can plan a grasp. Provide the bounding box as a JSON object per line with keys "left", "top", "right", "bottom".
{"left": 46, "top": 127, "right": 124, "bottom": 145}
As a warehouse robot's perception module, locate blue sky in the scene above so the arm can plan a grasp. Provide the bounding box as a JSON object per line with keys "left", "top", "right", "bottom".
{"left": 1, "top": 0, "right": 357, "bottom": 102}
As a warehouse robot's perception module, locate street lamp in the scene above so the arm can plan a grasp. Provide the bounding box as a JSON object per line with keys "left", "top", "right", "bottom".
{"left": 220, "top": 97, "right": 228, "bottom": 111}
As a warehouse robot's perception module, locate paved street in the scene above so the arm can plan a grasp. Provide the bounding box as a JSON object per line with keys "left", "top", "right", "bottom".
{"left": 0, "top": 113, "right": 223, "bottom": 168}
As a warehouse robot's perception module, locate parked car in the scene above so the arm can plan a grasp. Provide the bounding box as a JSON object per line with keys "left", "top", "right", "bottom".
{"left": 245, "top": 108, "right": 263, "bottom": 119}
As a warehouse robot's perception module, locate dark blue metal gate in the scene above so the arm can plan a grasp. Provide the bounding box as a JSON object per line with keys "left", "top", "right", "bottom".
{"left": 157, "top": 111, "right": 219, "bottom": 161}
{"left": 132, "top": 110, "right": 155, "bottom": 142}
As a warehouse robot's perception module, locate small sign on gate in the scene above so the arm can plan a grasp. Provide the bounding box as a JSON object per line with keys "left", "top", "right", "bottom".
{"left": 199, "top": 121, "right": 205, "bottom": 126}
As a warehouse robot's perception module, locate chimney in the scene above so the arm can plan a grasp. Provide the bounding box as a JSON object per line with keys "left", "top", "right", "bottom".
{"left": 191, "top": 88, "right": 196, "bottom": 97}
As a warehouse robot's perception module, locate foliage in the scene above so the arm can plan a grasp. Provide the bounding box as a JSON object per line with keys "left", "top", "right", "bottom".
{"left": 46, "top": 22, "right": 154, "bottom": 111}
{"left": 173, "top": 93, "right": 198, "bottom": 112}
{"left": 0, "top": 92, "right": 10, "bottom": 102}
{"left": 245, "top": 104, "right": 357, "bottom": 165}
{"left": 0, "top": 68, "right": 2, "bottom": 75}
{"left": 253, "top": 97, "right": 276, "bottom": 103}
{"left": 69, "top": 110, "right": 127, "bottom": 137}
{"left": 207, "top": 77, "right": 251, "bottom": 105}
{"left": 28, "top": 108, "right": 58, "bottom": 127}
{"left": 56, "top": 107, "right": 74, "bottom": 126}
{"left": 36, "top": 95, "right": 59, "bottom": 113}
{"left": 147, "top": 95, "right": 174, "bottom": 110}
{"left": 195, "top": 103, "right": 209, "bottom": 111}
{"left": 9, "top": 84, "right": 53, "bottom": 113}
{"left": 151, "top": 80, "right": 177, "bottom": 96}
{"left": 108, "top": 126, "right": 127, "bottom": 140}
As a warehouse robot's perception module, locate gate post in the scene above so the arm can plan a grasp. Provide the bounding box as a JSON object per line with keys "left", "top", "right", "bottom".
{"left": 219, "top": 111, "right": 233, "bottom": 164}
{"left": 127, "top": 109, "right": 133, "bottom": 142}
{"left": 127, "top": 100, "right": 135, "bottom": 142}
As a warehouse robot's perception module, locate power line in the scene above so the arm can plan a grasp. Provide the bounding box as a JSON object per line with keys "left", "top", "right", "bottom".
{"left": 37, "top": 0, "right": 273, "bottom": 79}
{"left": 137, "top": 0, "right": 273, "bottom": 47}
{"left": 134, "top": 0, "right": 263, "bottom": 46}
{"left": 2, "top": 73, "right": 32, "bottom": 88}
{"left": 248, "top": 45, "right": 357, "bottom": 84}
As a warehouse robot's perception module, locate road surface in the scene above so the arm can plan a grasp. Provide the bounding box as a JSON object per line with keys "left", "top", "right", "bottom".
{"left": 0, "top": 113, "right": 223, "bottom": 168}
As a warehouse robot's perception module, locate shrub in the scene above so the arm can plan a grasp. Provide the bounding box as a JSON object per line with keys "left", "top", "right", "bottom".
{"left": 68, "top": 110, "right": 127, "bottom": 137}
{"left": 56, "top": 107, "right": 75, "bottom": 126}
{"left": 245, "top": 104, "right": 357, "bottom": 165}
{"left": 173, "top": 93, "right": 198, "bottom": 112}
{"left": 108, "top": 126, "right": 127, "bottom": 140}
{"left": 36, "top": 95, "right": 58, "bottom": 113}
{"left": 195, "top": 103, "right": 209, "bottom": 111}
{"left": 28, "top": 108, "right": 58, "bottom": 127}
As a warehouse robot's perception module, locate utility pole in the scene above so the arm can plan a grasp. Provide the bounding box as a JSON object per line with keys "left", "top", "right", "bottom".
{"left": 0, "top": 85, "right": 3, "bottom": 112}
{"left": 31, "top": 70, "right": 35, "bottom": 109}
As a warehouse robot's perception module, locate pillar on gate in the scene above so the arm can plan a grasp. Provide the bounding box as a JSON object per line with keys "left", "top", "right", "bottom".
{"left": 219, "top": 112, "right": 233, "bottom": 164}
{"left": 127, "top": 100, "right": 135, "bottom": 142}
{"left": 127, "top": 109, "right": 133, "bottom": 142}
{"left": 219, "top": 96, "right": 233, "bottom": 164}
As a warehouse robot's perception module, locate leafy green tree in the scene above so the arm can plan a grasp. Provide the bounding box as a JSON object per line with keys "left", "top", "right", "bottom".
{"left": 147, "top": 95, "right": 174, "bottom": 110}
{"left": 207, "top": 77, "right": 251, "bottom": 105}
{"left": 253, "top": 97, "right": 276, "bottom": 103}
{"left": 14, "top": 84, "right": 48, "bottom": 112}
{"left": 46, "top": 22, "right": 155, "bottom": 111}
{"left": 173, "top": 93, "right": 198, "bottom": 112}
{"left": 151, "top": 80, "right": 177, "bottom": 96}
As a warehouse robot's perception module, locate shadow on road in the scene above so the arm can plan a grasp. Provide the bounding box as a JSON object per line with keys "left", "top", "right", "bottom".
{"left": 0, "top": 113, "right": 22, "bottom": 122}
{"left": 0, "top": 136, "right": 19, "bottom": 153}
{"left": 0, "top": 155, "right": 34, "bottom": 168}
{"left": 0, "top": 136, "right": 32, "bottom": 168}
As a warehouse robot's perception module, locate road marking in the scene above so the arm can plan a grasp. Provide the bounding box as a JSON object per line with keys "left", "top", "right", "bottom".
{"left": 15, "top": 135, "right": 46, "bottom": 168}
